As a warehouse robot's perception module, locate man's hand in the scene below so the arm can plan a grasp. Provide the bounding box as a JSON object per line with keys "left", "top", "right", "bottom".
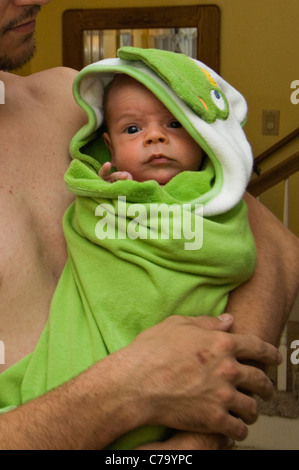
{"left": 0, "top": 314, "right": 280, "bottom": 450}
{"left": 123, "top": 314, "right": 281, "bottom": 442}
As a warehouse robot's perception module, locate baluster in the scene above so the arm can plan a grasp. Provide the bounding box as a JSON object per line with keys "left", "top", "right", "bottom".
{"left": 277, "top": 178, "right": 289, "bottom": 391}
{"left": 283, "top": 178, "right": 289, "bottom": 227}
{"left": 92, "top": 30, "right": 102, "bottom": 62}
{"left": 83, "top": 31, "right": 91, "bottom": 67}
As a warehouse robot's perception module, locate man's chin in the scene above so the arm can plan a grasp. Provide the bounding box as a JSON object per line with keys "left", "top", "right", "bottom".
{"left": 0, "top": 37, "right": 36, "bottom": 71}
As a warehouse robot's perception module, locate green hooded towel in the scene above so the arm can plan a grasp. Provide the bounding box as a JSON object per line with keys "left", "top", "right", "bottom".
{"left": 0, "top": 48, "right": 256, "bottom": 449}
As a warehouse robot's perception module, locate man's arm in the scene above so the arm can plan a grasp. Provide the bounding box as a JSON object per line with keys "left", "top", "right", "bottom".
{"left": 150, "top": 195, "right": 299, "bottom": 451}
{"left": 0, "top": 315, "right": 280, "bottom": 450}
{"left": 228, "top": 193, "right": 299, "bottom": 344}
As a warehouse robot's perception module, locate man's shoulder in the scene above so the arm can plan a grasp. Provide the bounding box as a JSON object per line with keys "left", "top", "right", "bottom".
{"left": 25, "top": 67, "right": 79, "bottom": 98}
{"left": 30, "top": 66, "right": 78, "bottom": 83}
{"left": 16, "top": 67, "right": 86, "bottom": 129}
{"left": 24, "top": 68, "right": 86, "bottom": 125}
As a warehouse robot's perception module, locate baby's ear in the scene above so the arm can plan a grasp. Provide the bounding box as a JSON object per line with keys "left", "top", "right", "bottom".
{"left": 103, "top": 132, "right": 114, "bottom": 158}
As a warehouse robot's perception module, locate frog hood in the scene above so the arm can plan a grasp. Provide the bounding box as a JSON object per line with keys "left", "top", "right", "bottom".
{"left": 70, "top": 47, "right": 253, "bottom": 216}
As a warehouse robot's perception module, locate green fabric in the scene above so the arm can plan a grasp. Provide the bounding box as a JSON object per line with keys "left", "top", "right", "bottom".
{"left": 0, "top": 47, "right": 256, "bottom": 450}
{"left": 118, "top": 47, "right": 229, "bottom": 123}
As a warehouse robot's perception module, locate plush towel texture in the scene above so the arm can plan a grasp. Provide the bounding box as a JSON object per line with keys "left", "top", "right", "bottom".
{"left": 0, "top": 48, "right": 256, "bottom": 449}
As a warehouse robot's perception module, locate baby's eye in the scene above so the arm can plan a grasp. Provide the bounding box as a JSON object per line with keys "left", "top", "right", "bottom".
{"left": 126, "top": 125, "right": 141, "bottom": 134}
{"left": 169, "top": 120, "right": 182, "bottom": 129}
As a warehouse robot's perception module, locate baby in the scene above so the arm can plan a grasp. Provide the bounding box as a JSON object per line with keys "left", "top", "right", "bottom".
{"left": 99, "top": 74, "right": 204, "bottom": 185}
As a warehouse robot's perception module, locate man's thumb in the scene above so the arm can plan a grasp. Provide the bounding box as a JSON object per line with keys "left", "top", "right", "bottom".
{"left": 193, "top": 313, "right": 234, "bottom": 331}
{"left": 217, "top": 313, "right": 234, "bottom": 329}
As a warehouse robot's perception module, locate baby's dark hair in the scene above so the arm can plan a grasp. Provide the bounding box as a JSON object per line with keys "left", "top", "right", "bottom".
{"left": 102, "top": 74, "right": 137, "bottom": 132}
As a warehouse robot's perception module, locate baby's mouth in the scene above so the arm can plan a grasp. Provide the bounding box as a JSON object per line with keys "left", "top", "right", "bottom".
{"left": 148, "top": 154, "right": 172, "bottom": 164}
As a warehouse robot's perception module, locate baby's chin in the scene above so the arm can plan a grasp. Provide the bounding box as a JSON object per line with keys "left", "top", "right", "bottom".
{"left": 140, "top": 174, "right": 177, "bottom": 186}
{"left": 144, "top": 178, "right": 171, "bottom": 187}
{"left": 156, "top": 175, "right": 176, "bottom": 186}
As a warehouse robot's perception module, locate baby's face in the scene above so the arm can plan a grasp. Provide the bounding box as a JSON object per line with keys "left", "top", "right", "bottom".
{"left": 103, "top": 77, "right": 203, "bottom": 185}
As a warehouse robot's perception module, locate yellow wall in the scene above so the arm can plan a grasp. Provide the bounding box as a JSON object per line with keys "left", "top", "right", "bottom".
{"left": 17, "top": 0, "right": 299, "bottom": 234}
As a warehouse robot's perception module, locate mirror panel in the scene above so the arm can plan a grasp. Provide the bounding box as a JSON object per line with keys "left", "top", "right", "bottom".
{"left": 63, "top": 6, "right": 220, "bottom": 72}
{"left": 83, "top": 28, "right": 198, "bottom": 66}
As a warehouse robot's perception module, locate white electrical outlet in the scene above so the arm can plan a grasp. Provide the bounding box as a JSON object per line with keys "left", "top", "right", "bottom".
{"left": 262, "top": 110, "right": 280, "bottom": 135}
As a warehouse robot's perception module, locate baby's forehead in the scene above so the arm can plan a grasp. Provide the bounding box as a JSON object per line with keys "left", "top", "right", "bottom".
{"left": 104, "top": 74, "right": 168, "bottom": 117}
{"left": 104, "top": 74, "right": 144, "bottom": 111}
{"left": 106, "top": 74, "right": 149, "bottom": 97}
{"left": 111, "top": 73, "right": 139, "bottom": 86}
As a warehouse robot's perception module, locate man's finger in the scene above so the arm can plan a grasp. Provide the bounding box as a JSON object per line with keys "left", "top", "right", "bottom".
{"left": 229, "top": 391, "right": 259, "bottom": 425}
{"left": 236, "top": 364, "right": 275, "bottom": 401}
{"left": 207, "top": 409, "right": 249, "bottom": 442}
{"left": 232, "top": 334, "right": 281, "bottom": 366}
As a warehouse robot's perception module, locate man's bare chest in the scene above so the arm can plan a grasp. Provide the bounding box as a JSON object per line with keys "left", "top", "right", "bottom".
{"left": 0, "top": 132, "right": 74, "bottom": 372}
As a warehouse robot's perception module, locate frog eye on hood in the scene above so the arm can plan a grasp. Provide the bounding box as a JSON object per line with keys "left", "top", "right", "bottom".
{"left": 211, "top": 89, "right": 226, "bottom": 111}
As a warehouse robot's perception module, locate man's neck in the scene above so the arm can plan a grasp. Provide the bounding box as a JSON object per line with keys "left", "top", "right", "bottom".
{"left": 0, "top": 69, "right": 22, "bottom": 84}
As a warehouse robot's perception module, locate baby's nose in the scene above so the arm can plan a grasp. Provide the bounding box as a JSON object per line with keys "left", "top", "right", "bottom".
{"left": 144, "top": 126, "right": 169, "bottom": 145}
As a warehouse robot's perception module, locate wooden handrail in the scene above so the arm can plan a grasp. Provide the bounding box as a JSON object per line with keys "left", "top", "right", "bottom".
{"left": 248, "top": 152, "right": 299, "bottom": 197}
{"left": 254, "top": 128, "right": 299, "bottom": 171}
